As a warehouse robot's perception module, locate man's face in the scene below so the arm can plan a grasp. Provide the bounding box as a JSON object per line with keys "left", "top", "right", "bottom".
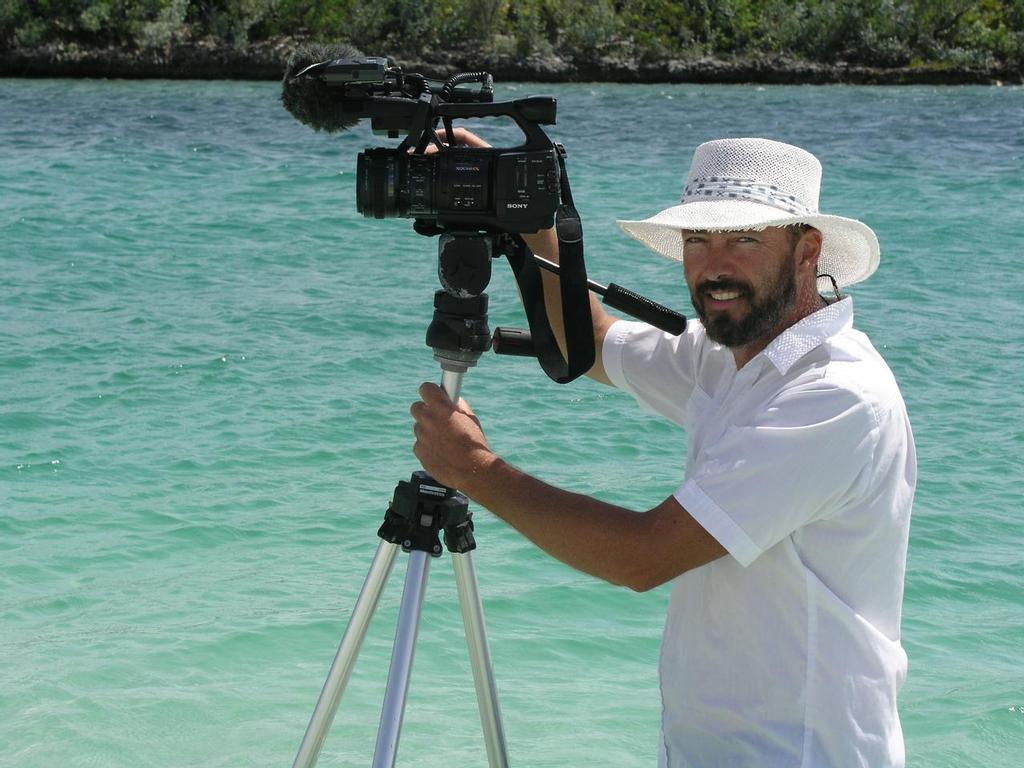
{"left": 682, "top": 228, "right": 801, "bottom": 349}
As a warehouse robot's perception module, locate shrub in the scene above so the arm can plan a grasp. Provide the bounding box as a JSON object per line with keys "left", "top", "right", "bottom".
{"left": 1, "top": 0, "right": 1022, "bottom": 71}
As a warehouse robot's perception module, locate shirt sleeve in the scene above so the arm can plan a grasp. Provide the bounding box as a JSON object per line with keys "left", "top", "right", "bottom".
{"left": 603, "top": 319, "right": 705, "bottom": 426}
{"left": 675, "top": 376, "right": 880, "bottom": 567}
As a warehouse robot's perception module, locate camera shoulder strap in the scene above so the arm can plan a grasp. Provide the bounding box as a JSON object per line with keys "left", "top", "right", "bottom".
{"left": 506, "top": 145, "right": 595, "bottom": 383}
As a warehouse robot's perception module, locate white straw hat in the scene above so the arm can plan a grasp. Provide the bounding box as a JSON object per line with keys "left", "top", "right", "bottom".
{"left": 616, "top": 138, "right": 880, "bottom": 290}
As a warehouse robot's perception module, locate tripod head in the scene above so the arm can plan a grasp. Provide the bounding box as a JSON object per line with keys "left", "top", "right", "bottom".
{"left": 426, "top": 232, "right": 500, "bottom": 374}
{"left": 373, "top": 232, "right": 500, "bottom": 559}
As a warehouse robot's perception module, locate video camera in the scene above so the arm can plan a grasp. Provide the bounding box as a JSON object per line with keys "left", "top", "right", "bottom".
{"left": 282, "top": 50, "right": 563, "bottom": 235}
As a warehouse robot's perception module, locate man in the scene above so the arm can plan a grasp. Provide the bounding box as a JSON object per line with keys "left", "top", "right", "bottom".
{"left": 411, "top": 137, "right": 916, "bottom": 766}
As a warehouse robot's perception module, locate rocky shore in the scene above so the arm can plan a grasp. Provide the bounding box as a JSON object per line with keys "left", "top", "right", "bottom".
{"left": 3, "top": 38, "right": 1020, "bottom": 85}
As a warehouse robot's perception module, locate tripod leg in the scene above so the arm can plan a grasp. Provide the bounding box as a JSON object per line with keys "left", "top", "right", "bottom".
{"left": 372, "top": 549, "right": 432, "bottom": 768}
{"left": 452, "top": 551, "right": 511, "bottom": 768}
{"left": 293, "top": 540, "right": 400, "bottom": 768}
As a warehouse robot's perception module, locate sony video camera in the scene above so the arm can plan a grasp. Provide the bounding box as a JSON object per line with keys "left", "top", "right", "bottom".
{"left": 282, "top": 52, "right": 563, "bottom": 234}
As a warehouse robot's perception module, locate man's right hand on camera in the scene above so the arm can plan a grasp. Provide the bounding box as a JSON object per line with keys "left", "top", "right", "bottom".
{"left": 435, "top": 126, "right": 490, "bottom": 150}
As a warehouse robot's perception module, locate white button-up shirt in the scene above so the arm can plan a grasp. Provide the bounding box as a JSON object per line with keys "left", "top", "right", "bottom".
{"left": 604, "top": 298, "right": 916, "bottom": 767}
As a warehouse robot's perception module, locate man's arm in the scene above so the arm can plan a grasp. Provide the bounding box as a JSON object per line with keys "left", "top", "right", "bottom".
{"left": 465, "top": 457, "right": 726, "bottom": 591}
{"left": 411, "top": 383, "right": 726, "bottom": 590}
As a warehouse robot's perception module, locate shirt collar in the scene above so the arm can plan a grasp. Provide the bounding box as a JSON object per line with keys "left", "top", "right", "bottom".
{"left": 761, "top": 297, "right": 854, "bottom": 375}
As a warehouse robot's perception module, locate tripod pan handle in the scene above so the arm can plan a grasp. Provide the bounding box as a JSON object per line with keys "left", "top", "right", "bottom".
{"left": 602, "top": 283, "right": 687, "bottom": 335}
{"left": 491, "top": 327, "right": 536, "bottom": 357}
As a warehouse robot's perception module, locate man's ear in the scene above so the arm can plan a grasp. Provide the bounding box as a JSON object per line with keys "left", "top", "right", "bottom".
{"left": 799, "top": 228, "right": 823, "bottom": 272}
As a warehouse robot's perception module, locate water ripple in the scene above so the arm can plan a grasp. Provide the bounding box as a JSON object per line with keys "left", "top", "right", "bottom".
{"left": 2, "top": 79, "right": 1022, "bottom": 768}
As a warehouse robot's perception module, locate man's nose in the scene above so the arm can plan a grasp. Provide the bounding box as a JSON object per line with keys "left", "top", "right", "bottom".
{"left": 703, "top": 240, "right": 738, "bottom": 279}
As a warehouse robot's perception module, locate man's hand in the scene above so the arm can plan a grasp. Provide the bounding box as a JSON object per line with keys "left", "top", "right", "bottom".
{"left": 411, "top": 383, "right": 496, "bottom": 491}
{"left": 432, "top": 126, "right": 490, "bottom": 150}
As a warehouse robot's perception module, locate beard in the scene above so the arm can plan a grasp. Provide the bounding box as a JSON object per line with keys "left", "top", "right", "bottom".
{"left": 690, "top": 250, "right": 798, "bottom": 349}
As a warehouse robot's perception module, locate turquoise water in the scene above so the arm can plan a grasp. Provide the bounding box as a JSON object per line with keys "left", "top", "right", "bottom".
{"left": 2, "top": 79, "right": 1023, "bottom": 766}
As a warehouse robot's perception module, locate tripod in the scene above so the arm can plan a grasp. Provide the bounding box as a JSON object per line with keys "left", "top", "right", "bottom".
{"left": 293, "top": 233, "right": 511, "bottom": 768}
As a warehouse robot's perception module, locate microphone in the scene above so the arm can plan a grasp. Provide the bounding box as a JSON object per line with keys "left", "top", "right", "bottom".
{"left": 281, "top": 43, "right": 365, "bottom": 133}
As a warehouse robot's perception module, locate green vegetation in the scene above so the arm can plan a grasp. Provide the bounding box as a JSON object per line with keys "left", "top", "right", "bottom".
{"left": 3, "top": 0, "right": 1023, "bottom": 71}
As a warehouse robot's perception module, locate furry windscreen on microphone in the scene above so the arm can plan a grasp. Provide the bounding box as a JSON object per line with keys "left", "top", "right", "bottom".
{"left": 281, "top": 43, "right": 364, "bottom": 133}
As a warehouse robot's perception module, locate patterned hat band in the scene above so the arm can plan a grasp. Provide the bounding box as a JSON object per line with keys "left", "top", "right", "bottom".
{"left": 681, "top": 177, "right": 817, "bottom": 217}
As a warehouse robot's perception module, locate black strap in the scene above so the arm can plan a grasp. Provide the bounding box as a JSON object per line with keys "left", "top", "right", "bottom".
{"left": 506, "top": 145, "right": 595, "bottom": 383}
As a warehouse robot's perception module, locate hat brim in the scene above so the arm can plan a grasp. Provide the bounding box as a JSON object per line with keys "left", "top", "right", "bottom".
{"left": 616, "top": 199, "right": 880, "bottom": 290}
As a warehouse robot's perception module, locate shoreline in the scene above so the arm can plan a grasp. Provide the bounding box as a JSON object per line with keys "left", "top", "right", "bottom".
{"left": 3, "top": 39, "right": 1021, "bottom": 85}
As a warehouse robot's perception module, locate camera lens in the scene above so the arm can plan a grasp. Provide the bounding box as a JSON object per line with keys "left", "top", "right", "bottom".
{"left": 356, "top": 150, "right": 440, "bottom": 219}
{"left": 356, "top": 149, "right": 402, "bottom": 218}
{"left": 355, "top": 148, "right": 495, "bottom": 222}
